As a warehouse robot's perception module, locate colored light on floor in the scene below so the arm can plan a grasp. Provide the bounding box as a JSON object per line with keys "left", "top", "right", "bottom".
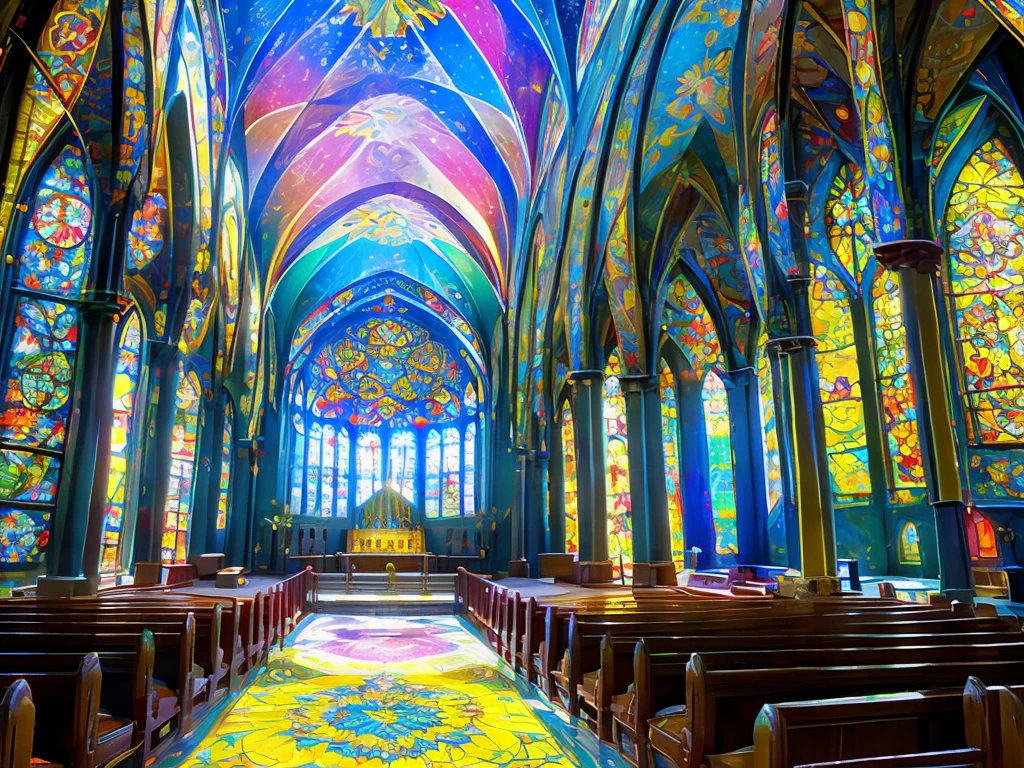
{"left": 161, "top": 616, "right": 599, "bottom": 768}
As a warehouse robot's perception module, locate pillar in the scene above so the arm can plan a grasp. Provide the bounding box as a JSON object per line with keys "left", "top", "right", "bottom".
{"left": 875, "top": 240, "right": 974, "bottom": 602}
{"left": 570, "top": 370, "right": 608, "bottom": 563}
{"left": 642, "top": 381, "right": 673, "bottom": 562}
{"left": 619, "top": 375, "right": 653, "bottom": 565}
{"left": 509, "top": 445, "right": 528, "bottom": 572}
{"left": 725, "top": 367, "right": 770, "bottom": 565}
{"left": 769, "top": 343, "right": 803, "bottom": 570}
{"left": 523, "top": 450, "right": 548, "bottom": 576}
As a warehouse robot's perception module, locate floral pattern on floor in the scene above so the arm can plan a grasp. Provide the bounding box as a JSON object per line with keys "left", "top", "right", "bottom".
{"left": 162, "top": 616, "right": 588, "bottom": 768}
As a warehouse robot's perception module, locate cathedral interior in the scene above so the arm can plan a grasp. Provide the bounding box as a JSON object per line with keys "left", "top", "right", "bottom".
{"left": 1, "top": 0, "right": 1024, "bottom": 766}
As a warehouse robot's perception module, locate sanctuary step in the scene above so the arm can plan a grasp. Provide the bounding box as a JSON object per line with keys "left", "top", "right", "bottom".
{"left": 314, "top": 572, "right": 456, "bottom": 616}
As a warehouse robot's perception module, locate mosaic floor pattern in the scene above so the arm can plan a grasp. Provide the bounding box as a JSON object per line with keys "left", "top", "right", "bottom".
{"left": 160, "top": 616, "right": 600, "bottom": 768}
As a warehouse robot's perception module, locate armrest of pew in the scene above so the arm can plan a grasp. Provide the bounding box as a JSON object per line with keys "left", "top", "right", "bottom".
{"left": 178, "top": 613, "right": 197, "bottom": 736}
{"left": 0, "top": 680, "right": 34, "bottom": 768}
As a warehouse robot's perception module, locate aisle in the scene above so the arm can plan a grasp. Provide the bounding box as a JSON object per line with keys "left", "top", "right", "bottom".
{"left": 161, "top": 615, "right": 603, "bottom": 768}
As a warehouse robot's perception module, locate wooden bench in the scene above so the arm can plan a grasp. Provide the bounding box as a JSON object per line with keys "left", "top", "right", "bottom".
{"left": 964, "top": 677, "right": 1024, "bottom": 768}
{"left": 792, "top": 749, "right": 986, "bottom": 767}
{"left": 0, "top": 679, "right": 34, "bottom": 768}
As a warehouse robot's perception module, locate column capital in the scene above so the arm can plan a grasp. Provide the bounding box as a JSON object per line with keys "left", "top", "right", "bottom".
{"left": 618, "top": 373, "right": 657, "bottom": 394}
{"left": 875, "top": 239, "right": 943, "bottom": 274}
{"left": 766, "top": 335, "right": 817, "bottom": 354}
{"left": 569, "top": 369, "right": 604, "bottom": 386}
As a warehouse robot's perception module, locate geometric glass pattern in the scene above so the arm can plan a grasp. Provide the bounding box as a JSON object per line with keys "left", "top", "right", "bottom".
{"left": 701, "top": 371, "right": 738, "bottom": 555}
{"left": 944, "top": 136, "right": 1024, "bottom": 445}
{"left": 425, "top": 430, "right": 441, "bottom": 519}
{"left": 218, "top": 399, "right": 233, "bottom": 531}
{"left": 101, "top": 311, "right": 142, "bottom": 573}
{"left": 603, "top": 353, "right": 632, "bottom": 581}
{"left": 162, "top": 364, "right": 201, "bottom": 564}
{"left": 561, "top": 400, "right": 578, "bottom": 557}
{"left": 660, "top": 361, "right": 685, "bottom": 565}
{"left": 755, "top": 339, "right": 783, "bottom": 512}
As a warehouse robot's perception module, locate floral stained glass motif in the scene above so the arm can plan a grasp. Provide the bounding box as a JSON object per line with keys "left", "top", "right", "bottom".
{"left": 702, "top": 372, "right": 738, "bottom": 555}
{"left": 425, "top": 430, "right": 441, "bottom": 519}
{"left": 102, "top": 312, "right": 142, "bottom": 572}
{"left": 355, "top": 432, "right": 383, "bottom": 505}
{"left": 944, "top": 137, "right": 1024, "bottom": 445}
{"left": 18, "top": 144, "right": 93, "bottom": 297}
{"left": 162, "top": 366, "right": 201, "bottom": 564}
{"left": 0, "top": 450, "right": 59, "bottom": 503}
{"left": 871, "top": 271, "right": 926, "bottom": 502}
{"left": 561, "top": 401, "right": 579, "bottom": 556}
{"left": 1, "top": 508, "right": 51, "bottom": 566}
{"left": 389, "top": 430, "right": 417, "bottom": 503}
{"left": 0, "top": 298, "right": 79, "bottom": 450}
{"left": 442, "top": 427, "right": 461, "bottom": 518}
{"left": 660, "top": 362, "right": 686, "bottom": 565}
{"left": 217, "top": 401, "right": 233, "bottom": 531}
{"left": 810, "top": 266, "right": 872, "bottom": 504}
{"left": 604, "top": 354, "right": 633, "bottom": 581}
{"left": 825, "top": 163, "right": 874, "bottom": 282}
{"left": 756, "top": 336, "right": 783, "bottom": 511}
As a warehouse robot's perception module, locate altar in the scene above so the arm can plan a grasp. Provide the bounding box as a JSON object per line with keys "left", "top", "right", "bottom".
{"left": 346, "top": 486, "right": 426, "bottom": 554}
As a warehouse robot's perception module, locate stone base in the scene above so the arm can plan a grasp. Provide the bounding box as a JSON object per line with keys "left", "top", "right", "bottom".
{"left": 777, "top": 575, "right": 842, "bottom": 598}
{"left": 507, "top": 558, "right": 529, "bottom": 578}
{"left": 576, "top": 560, "right": 614, "bottom": 585}
{"left": 36, "top": 575, "right": 96, "bottom": 597}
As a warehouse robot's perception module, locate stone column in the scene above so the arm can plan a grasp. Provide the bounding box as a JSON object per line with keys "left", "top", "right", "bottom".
{"left": 618, "top": 375, "right": 654, "bottom": 565}
{"left": 642, "top": 380, "right": 673, "bottom": 562}
{"left": 570, "top": 370, "right": 608, "bottom": 563}
{"left": 508, "top": 445, "right": 528, "bottom": 575}
{"left": 875, "top": 240, "right": 974, "bottom": 602}
{"left": 725, "top": 367, "right": 770, "bottom": 565}
{"left": 523, "top": 450, "right": 548, "bottom": 575}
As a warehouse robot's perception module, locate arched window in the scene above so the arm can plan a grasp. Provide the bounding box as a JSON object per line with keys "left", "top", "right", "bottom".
{"left": 163, "top": 365, "right": 201, "bottom": 564}
{"left": 702, "top": 371, "right": 738, "bottom": 555}
{"left": 898, "top": 522, "right": 922, "bottom": 565}
{"left": 966, "top": 508, "right": 999, "bottom": 560}
{"left": 425, "top": 430, "right": 441, "bottom": 519}
{"left": 389, "top": 430, "right": 417, "bottom": 503}
{"left": 306, "top": 423, "right": 322, "bottom": 515}
{"left": 561, "top": 400, "right": 579, "bottom": 556}
{"left": 355, "top": 431, "right": 383, "bottom": 505}
{"left": 289, "top": 412, "right": 304, "bottom": 514}
{"left": 604, "top": 353, "right": 633, "bottom": 580}
{"left": 335, "top": 428, "right": 350, "bottom": 517}
{"left": 442, "top": 427, "right": 462, "bottom": 517}
{"left": 217, "top": 399, "right": 233, "bottom": 531}
{"left": 101, "top": 310, "right": 143, "bottom": 573}
{"left": 944, "top": 136, "right": 1024, "bottom": 446}
{"left": 810, "top": 266, "right": 871, "bottom": 504}
{"left": 463, "top": 423, "right": 476, "bottom": 514}
{"left": 321, "top": 424, "right": 336, "bottom": 516}
{"left": 659, "top": 361, "right": 685, "bottom": 564}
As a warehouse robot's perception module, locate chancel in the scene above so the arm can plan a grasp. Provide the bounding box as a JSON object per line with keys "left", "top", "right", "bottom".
{"left": 1, "top": 0, "right": 1024, "bottom": 767}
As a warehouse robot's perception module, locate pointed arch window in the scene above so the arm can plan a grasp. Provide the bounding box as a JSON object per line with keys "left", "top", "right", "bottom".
{"left": 289, "top": 412, "right": 304, "bottom": 514}
{"left": 604, "top": 353, "right": 633, "bottom": 580}
{"left": 101, "top": 310, "right": 143, "bottom": 573}
{"left": 217, "top": 399, "right": 233, "bottom": 531}
{"left": 389, "top": 430, "right": 417, "bottom": 503}
{"left": 355, "top": 431, "right": 383, "bottom": 505}
{"left": 335, "top": 428, "right": 350, "bottom": 517}
{"left": 659, "top": 361, "right": 685, "bottom": 564}
{"left": 162, "top": 365, "right": 201, "bottom": 564}
{"left": 561, "top": 400, "right": 579, "bottom": 556}
{"left": 965, "top": 508, "right": 999, "bottom": 560}
{"left": 441, "top": 427, "right": 462, "bottom": 518}
{"left": 944, "top": 136, "right": 1024, "bottom": 446}
{"left": 701, "top": 371, "right": 739, "bottom": 555}
{"left": 463, "top": 423, "right": 476, "bottom": 514}
{"left": 306, "top": 423, "right": 323, "bottom": 516}
{"left": 321, "top": 424, "right": 336, "bottom": 516}
{"left": 425, "top": 430, "right": 442, "bottom": 519}
{"left": 898, "top": 522, "right": 922, "bottom": 565}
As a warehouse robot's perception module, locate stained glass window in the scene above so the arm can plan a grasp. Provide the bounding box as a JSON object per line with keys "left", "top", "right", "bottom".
{"left": 321, "top": 424, "right": 336, "bottom": 517}
{"left": 425, "top": 429, "right": 441, "bottom": 519}
{"left": 355, "top": 431, "right": 382, "bottom": 505}
{"left": 306, "top": 423, "right": 322, "bottom": 516}
{"left": 660, "top": 361, "right": 685, "bottom": 564}
{"left": 898, "top": 522, "right": 922, "bottom": 565}
{"left": 966, "top": 508, "right": 999, "bottom": 560}
{"left": 810, "top": 266, "right": 872, "bottom": 504}
{"left": 463, "top": 423, "right": 476, "bottom": 514}
{"left": 702, "top": 371, "right": 738, "bottom": 555}
{"left": 335, "top": 428, "right": 350, "bottom": 517}
{"left": 389, "top": 430, "right": 417, "bottom": 503}
{"left": 101, "top": 311, "right": 142, "bottom": 572}
{"left": 826, "top": 163, "right": 874, "bottom": 283}
{"left": 162, "top": 365, "right": 201, "bottom": 564}
{"left": 442, "top": 427, "right": 461, "bottom": 518}
{"left": 217, "top": 399, "right": 233, "bottom": 531}
{"left": 604, "top": 353, "right": 633, "bottom": 581}
{"left": 289, "top": 413, "right": 304, "bottom": 514}
{"left": 871, "top": 271, "right": 926, "bottom": 502}
{"left": 755, "top": 337, "right": 783, "bottom": 512}
{"left": 944, "top": 136, "right": 1024, "bottom": 446}
{"left": 561, "top": 401, "right": 579, "bottom": 556}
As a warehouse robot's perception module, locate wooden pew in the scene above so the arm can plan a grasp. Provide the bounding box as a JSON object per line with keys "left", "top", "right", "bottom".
{"left": 0, "top": 616, "right": 197, "bottom": 748}
{"left": 0, "top": 680, "right": 34, "bottom": 768}
{"left": 964, "top": 677, "right": 1024, "bottom": 768}
{"left": 588, "top": 630, "right": 1024, "bottom": 743}
{"left": 0, "top": 654, "right": 102, "bottom": 768}
{"left": 677, "top": 659, "right": 1024, "bottom": 768}
{"left": 792, "top": 750, "right": 986, "bottom": 767}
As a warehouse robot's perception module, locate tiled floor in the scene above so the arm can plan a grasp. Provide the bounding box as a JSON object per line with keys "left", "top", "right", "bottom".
{"left": 161, "top": 615, "right": 609, "bottom": 768}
